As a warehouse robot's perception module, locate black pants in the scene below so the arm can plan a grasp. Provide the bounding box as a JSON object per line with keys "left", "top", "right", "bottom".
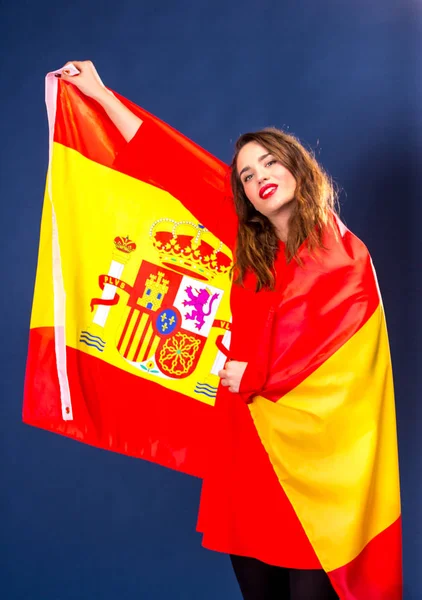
{"left": 230, "top": 555, "right": 339, "bottom": 600}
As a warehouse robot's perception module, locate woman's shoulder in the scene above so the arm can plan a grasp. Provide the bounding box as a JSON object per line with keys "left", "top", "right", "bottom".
{"left": 327, "top": 215, "right": 372, "bottom": 266}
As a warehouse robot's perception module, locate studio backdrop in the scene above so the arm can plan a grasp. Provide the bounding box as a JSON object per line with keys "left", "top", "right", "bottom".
{"left": 1, "top": 1, "right": 421, "bottom": 599}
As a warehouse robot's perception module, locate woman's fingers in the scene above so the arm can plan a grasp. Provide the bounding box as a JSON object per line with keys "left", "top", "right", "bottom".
{"left": 59, "top": 62, "right": 81, "bottom": 82}
{"left": 62, "top": 60, "right": 89, "bottom": 73}
{"left": 60, "top": 61, "right": 80, "bottom": 76}
{"left": 59, "top": 72, "right": 74, "bottom": 81}
{"left": 56, "top": 60, "right": 106, "bottom": 100}
{"left": 218, "top": 370, "right": 237, "bottom": 392}
{"left": 70, "top": 60, "right": 88, "bottom": 70}
{"left": 218, "top": 368, "right": 231, "bottom": 387}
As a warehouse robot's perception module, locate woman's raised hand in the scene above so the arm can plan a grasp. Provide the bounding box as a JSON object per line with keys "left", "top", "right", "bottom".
{"left": 57, "top": 60, "right": 143, "bottom": 142}
{"left": 59, "top": 61, "right": 108, "bottom": 101}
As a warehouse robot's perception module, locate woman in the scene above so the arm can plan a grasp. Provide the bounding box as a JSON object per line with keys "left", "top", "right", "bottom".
{"left": 57, "top": 61, "right": 401, "bottom": 600}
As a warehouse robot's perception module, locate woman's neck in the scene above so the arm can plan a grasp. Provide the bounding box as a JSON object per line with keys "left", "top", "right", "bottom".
{"left": 268, "top": 200, "right": 295, "bottom": 242}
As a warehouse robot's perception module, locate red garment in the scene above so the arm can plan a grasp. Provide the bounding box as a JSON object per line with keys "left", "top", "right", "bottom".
{"left": 114, "top": 122, "right": 320, "bottom": 567}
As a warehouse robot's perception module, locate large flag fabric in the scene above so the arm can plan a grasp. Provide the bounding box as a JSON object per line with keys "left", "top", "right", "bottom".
{"left": 236, "top": 218, "right": 402, "bottom": 599}
{"left": 24, "top": 69, "right": 236, "bottom": 477}
{"left": 24, "top": 67, "right": 401, "bottom": 599}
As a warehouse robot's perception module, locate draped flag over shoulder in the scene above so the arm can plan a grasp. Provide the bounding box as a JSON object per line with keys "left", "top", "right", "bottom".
{"left": 24, "top": 67, "right": 402, "bottom": 599}
{"left": 236, "top": 218, "right": 403, "bottom": 598}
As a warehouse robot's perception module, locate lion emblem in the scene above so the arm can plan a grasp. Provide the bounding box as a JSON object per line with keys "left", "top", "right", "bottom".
{"left": 182, "top": 286, "right": 220, "bottom": 331}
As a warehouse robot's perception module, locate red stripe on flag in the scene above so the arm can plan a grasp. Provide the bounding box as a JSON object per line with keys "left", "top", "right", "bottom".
{"left": 328, "top": 517, "right": 402, "bottom": 600}
{"left": 23, "top": 327, "right": 212, "bottom": 477}
{"left": 54, "top": 82, "right": 125, "bottom": 166}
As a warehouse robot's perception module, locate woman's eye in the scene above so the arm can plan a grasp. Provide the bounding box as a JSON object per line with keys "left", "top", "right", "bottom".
{"left": 243, "top": 174, "right": 253, "bottom": 183}
{"left": 266, "top": 160, "right": 276, "bottom": 167}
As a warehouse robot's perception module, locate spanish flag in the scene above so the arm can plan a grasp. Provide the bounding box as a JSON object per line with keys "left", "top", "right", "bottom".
{"left": 24, "top": 68, "right": 235, "bottom": 476}
{"left": 24, "top": 68, "right": 401, "bottom": 599}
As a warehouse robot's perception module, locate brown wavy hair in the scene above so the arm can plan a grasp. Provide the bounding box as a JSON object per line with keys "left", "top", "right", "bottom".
{"left": 231, "top": 128, "right": 338, "bottom": 291}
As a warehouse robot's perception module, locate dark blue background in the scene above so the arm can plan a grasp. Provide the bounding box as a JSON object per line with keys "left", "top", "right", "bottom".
{"left": 2, "top": 1, "right": 421, "bottom": 598}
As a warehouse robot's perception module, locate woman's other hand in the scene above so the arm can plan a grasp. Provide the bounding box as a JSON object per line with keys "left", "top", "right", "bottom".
{"left": 59, "top": 60, "right": 108, "bottom": 102}
{"left": 218, "top": 361, "right": 248, "bottom": 393}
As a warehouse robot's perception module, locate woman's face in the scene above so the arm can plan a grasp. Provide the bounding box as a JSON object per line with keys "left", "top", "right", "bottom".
{"left": 236, "top": 141, "right": 297, "bottom": 219}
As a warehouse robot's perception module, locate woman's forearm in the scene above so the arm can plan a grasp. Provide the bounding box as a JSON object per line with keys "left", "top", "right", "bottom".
{"left": 94, "top": 88, "right": 143, "bottom": 142}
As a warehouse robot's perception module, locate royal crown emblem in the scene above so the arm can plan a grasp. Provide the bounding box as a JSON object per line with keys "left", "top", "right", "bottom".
{"left": 112, "top": 235, "right": 137, "bottom": 264}
{"left": 114, "top": 235, "right": 137, "bottom": 253}
{"left": 150, "top": 219, "right": 232, "bottom": 282}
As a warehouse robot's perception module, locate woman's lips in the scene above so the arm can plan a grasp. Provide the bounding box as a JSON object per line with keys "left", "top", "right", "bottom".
{"left": 259, "top": 184, "right": 278, "bottom": 199}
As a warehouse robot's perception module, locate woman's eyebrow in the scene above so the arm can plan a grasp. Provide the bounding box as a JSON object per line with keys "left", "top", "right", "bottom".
{"left": 238, "top": 153, "right": 271, "bottom": 177}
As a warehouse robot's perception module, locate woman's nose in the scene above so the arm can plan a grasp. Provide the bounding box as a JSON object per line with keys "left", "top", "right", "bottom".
{"left": 257, "top": 172, "right": 268, "bottom": 184}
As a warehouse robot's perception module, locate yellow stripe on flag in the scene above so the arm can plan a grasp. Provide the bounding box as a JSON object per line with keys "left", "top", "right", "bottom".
{"left": 30, "top": 143, "right": 232, "bottom": 404}
{"left": 249, "top": 304, "right": 400, "bottom": 571}
{"left": 30, "top": 187, "right": 54, "bottom": 328}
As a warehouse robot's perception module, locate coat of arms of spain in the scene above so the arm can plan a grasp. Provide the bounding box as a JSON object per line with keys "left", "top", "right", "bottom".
{"left": 80, "top": 218, "right": 233, "bottom": 403}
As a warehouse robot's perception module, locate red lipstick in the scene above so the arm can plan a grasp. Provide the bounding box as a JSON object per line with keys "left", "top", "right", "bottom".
{"left": 259, "top": 184, "right": 278, "bottom": 199}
